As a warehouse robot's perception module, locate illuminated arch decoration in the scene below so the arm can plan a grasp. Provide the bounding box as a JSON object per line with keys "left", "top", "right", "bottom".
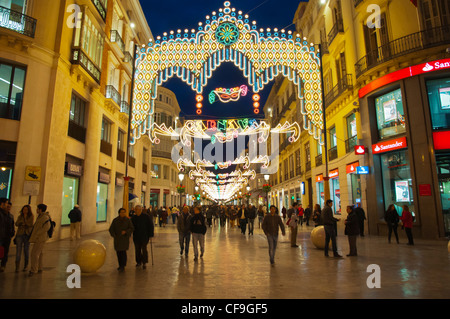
{"left": 131, "top": 1, "right": 324, "bottom": 145}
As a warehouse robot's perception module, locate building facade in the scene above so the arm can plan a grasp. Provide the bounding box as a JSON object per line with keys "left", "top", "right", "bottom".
{"left": 0, "top": 0, "right": 154, "bottom": 240}
{"left": 262, "top": 0, "right": 450, "bottom": 239}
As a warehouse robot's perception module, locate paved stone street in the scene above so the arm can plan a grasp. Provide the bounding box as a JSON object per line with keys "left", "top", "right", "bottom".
{"left": 0, "top": 221, "right": 449, "bottom": 300}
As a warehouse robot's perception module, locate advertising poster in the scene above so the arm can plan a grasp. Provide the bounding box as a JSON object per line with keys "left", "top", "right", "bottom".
{"left": 395, "top": 180, "right": 410, "bottom": 202}
{"left": 439, "top": 87, "right": 450, "bottom": 109}
{"left": 383, "top": 98, "right": 397, "bottom": 122}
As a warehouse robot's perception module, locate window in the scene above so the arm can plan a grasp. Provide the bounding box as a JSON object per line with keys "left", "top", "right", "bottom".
{"left": 346, "top": 113, "right": 357, "bottom": 139}
{"left": 101, "top": 117, "right": 111, "bottom": 143}
{"left": 117, "top": 129, "right": 125, "bottom": 151}
{"left": 380, "top": 149, "right": 415, "bottom": 217}
{"left": 295, "top": 150, "right": 301, "bottom": 175}
{"left": 289, "top": 155, "right": 294, "bottom": 178}
{"left": 375, "top": 88, "right": 406, "bottom": 139}
{"left": 0, "top": 62, "right": 26, "bottom": 120}
{"left": 68, "top": 93, "right": 87, "bottom": 143}
{"left": 426, "top": 77, "right": 450, "bottom": 130}
{"left": 329, "top": 126, "right": 337, "bottom": 148}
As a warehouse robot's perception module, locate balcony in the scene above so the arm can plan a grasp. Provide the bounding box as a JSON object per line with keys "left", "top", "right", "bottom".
{"left": 273, "top": 94, "right": 297, "bottom": 125}
{"left": 315, "top": 154, "right": 323, "bottom": 167}
{"left": 324, "top": 74, "right": 353, "bottom": 107}
{"left": 305, "top": 161, "right": 311, "bottom": 172}
{"left": 120, "top": 101, "right": 130, "bottom": 114}
{"left": 355, "top": 25, "right": 450, "bottom": 78}
{"left": 105, "top": 85, "right": 121, "bottom": 106}
{"left": 328, "top": 146, "right": 338, "bottom": 161}
{"left": 91, "top": 0, "right": 107, "bottom": 21}
{"left": 0, "top": 6, "right": 37, "bottom": 38}
{"left": 71, "top": 49, "right": 101, "bottom": 84}
{"left": 345, "top": 135, "right": 358, "bottom": 154}
{"left": 111, "top": 30, "right": 125, "bottom": 54}
{"left": 68, "top": 121, "right": 86, "bottom": 144}
{"left": 124, "top": 51, "right": 133, "bottom": 63}
{"left": 117, "top": 149, "right": 125, "bottom": 163}
{"left": 328, "top": 18, "right": 344, "bottom": 46}
{"left": 100, "top": 140, "right": 112, "bottom": 156}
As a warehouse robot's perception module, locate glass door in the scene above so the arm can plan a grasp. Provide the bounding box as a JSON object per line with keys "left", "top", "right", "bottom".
{"left": 96, "top": 183, "right": 108, "bottom": 222}
{"left": 62, "top": 177, "right": 79, "bottom": 226}
{"left": 436, "top": 154, "right": 450, "bottom": 236}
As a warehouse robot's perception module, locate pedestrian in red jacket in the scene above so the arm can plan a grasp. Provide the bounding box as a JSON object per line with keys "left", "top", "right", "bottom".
{"left": 400, "top": 205, "right": 414, "bottom": 245}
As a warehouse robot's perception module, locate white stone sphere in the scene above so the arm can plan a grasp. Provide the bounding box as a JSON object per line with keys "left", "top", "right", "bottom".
{"left": 73, "top": 240, "right": 106, "bottom": 273}
{"left": 311, "top": 226, "right": 326, "bottom": 250}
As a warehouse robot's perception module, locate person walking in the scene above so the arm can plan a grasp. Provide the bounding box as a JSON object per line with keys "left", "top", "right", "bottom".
{"left": 344, "top": 206, "right": 359, "bottom": 256}
{"left": 190, "top": 206, "right": 207, "bottom": 261}
{"left": 400, "top": 205, "right": 414, "bottom": 245}
{"left": 28, "top": 204, "right": 51, "bottom": 276}
{"left": 238, "top": 204, "right": 248, "bottom": 235}
{"left": 14, "top": 205, "right": 34, "bottom": 272}
{"left": 262, "top": 205, "right": 286, "bottom": 265}
{"left": 354, "top": 203, "right": 366, "bottom": 237}
{"left": 384, "top": 204, "right": 400, "bottom": 244}
{"left": 312, "top": 204, "right": 321, "bottom": 227}
{"left": 109, "top": 208, "right": 134, "bottom": 272}
{"left": 304, "top": 204, "right": 312, "bottom": 226}
{"left": 288, "top": 203, "right": 299, "bottom": 247}
{"left": 0, "top": 198, "right": 15, "bottom": 272}
{"left": 321, "top": 199, "right": 342, "bottom": 258}
{"left": 298, "top": 204, "right": 304, "bottom": 226}
{"left": 177, "top": 206, "right": 191, "bottom": 257}
{"left": 131, "top": 204, "right": 154, "bottom": 269}
{"left": 247, "top": 204, "right": 256, "bottom": 236}
{"left": 68, "top": 204, "right": 82, "bottom": 241}
{"left": 257, "top": 206, "right": 264, "bottom": 228}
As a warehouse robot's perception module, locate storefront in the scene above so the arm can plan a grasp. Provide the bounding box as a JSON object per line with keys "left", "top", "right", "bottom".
{"left": 346, "top": 161, "right": 361, "bottom": 205}
{"left": 316, "top": 174, "right": 324, "bottom": 209}
{"left": 62, "top": 161, "right": 82, "bottom": 226}
{"left": 150, "top": 188, "right": 160, "bottom": 208}
{"left": 97, "top": 171, "right": 110, "bottom": 222}
{"left": 359, "top": 58, "right": 450, "bottom": 238}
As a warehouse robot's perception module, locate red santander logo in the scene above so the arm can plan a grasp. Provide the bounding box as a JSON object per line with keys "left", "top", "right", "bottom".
{"left": 372, "top": 137, "right": 407, "bottom": 154}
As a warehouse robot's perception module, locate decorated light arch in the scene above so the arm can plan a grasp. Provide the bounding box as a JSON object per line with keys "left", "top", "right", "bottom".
{"left": 130, "top": 1, "right": 324, "bottom": 145}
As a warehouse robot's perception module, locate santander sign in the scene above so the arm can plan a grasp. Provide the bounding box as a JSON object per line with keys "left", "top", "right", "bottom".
{"left": 372, "top": 137, "right": 407, "bottom": 154}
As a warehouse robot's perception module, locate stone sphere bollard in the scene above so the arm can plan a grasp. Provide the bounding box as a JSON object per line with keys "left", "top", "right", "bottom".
{"left": 310, "top": 226, "right": 326, "bottom": 249}
{"left": 73, "top": 240, "right": 106, "bottom": 273}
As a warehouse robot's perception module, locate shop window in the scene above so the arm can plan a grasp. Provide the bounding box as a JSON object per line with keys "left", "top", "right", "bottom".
{"left": 0, "top": 62, "right": 26, "bottom": 121}
{"left": 96, "top": 182, "right": 108, "bottom": 222}
{"left": 426, "top": 77, "right": 450, "bottom": 130}
{"left": 375, "top": 88, "right": 406, "bottom": 139}
{"left": 61, "top": 176, "right": 79, "bottom": 226}
{"left": 380, "top": 149, "right": 415, "bottom": 216}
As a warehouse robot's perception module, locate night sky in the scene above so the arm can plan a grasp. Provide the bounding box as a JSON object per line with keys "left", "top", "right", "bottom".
{"left": 139, "top": 0, "right": 305, "bottom": 120}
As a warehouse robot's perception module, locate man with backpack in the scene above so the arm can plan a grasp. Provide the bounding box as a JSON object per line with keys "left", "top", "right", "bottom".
{"left": 28, "top": 204, "right": 52, "bottom": 277}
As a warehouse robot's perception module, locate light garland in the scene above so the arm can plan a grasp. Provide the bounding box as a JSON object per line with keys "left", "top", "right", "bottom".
{"left": 130, "top": 1, "right": 324, "bottom": 145}
{"left": 209, "top": 85, "right": 248, "bottom": 104}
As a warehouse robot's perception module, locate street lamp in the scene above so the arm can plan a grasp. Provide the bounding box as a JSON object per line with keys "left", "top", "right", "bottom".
{"left": 264, "top": 174, "right": 270, "bottom": 207}
{"left": 178, "top": 172, "right": 184, "bottom": 207}
{"left": 246, "top": 185, "right": 250, "bottom": 205}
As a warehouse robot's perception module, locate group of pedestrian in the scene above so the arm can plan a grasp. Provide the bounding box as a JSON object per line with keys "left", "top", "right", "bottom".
{"left": 0, "top": 198, "right": 53, "bottom": 277}
{"left": 109, "top": 204, "right": 154, "bottom": 272}
{"left": 177, "top": 205, "right": 207, "bottom": 261}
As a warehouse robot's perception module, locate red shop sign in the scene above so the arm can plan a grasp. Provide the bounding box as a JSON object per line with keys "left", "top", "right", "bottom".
{"left": 372, "top": 137, "right": 407, "bottom": 154}
{"left": 316, "top": 174, "right": 323, "bottom": 183}
{"left": 329, "top": 168, "right": 339, "bottom": 179}
{"left": 433, "top": 131, "right": 450, "bottom": 150}
{"left": 419, "top": 184, "right": 432, "bottom": 196}
{"left": 346, "top": 161, "right": 360, "bottom": 174}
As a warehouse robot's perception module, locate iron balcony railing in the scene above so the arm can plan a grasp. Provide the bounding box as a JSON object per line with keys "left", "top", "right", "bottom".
{"left": 71, "top": 48, "right": 101, "bottom": 84}
{"left": 0, "top": 6, "right": 36, "bottom": 38}
{"left": 328, "top": 146, "right": 338, "bottom": 161}
{"left": 111, "top": 30, "right": 126, "bottom": 54}
{"left": 91, "top": 0, "right": 107, "bottom": 21}
{"left": 124, "top": 51, "right": 133, "bottom": 63}
{"left": 345, "top": 135, "right": 358, "bottom": 154}
{"left": 355, "top": 25, "right": 450, "bottom": 78}
{"left": 328, "top": 18, "right": 344, "bottom": 45}
{"left": 105, "top": 85, "right": 121, "bottom": 106}
{"left": 315, "top": 154, "right": 323, "bottom": 167}
{"left": 120, "top": 100, "right": 130, "bottom": 114}
{"left": 324, "top": 74, "right": 353, "bottom": 107}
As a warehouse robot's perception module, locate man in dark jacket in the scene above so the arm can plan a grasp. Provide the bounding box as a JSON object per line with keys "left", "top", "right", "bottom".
{"left": 177, "top": 206, "right": 191, "bottom": 257}
{"left": 131, "top": 205, "right": 154, "bottom": 269}
{"left": 109, "top": 208, "right": 134, "bottom": 272}
{"left": 0, "top": 198, "right": 15, "bottom": 272}
{"left": 354, "top": 203, "right": 366, "bottom": 237}
{"left": 68, "top": 205, "right": 82, "bottom": 241}
{"left": 247, "top": 204, "right": 257, "bottom": 235}
{"left": 190, "top": 206, "right": 206, "bottom": 261}
{"left": 238, "top": 204, "right": 248, "bottom": 235}
{"left": 321, "top": 199, "right": 342, "bottom": 258}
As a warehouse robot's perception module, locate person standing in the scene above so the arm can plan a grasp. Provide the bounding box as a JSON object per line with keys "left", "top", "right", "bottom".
{"left": 14, "top": 205, "right": 34, "bottom": 272}
{"left": 0, "top": 198, "right": 15, "bottom": 272}
{"left": 304, "top": 204, "right": 312, "bottom": 226}
{"left": 312, "top": 204, "right": 321, "bottom": 227}
{"left": 400, "top": 205, "right": 414, "bottom": 245}
{"left": 354, "top": 203, "right": 366, "bottom": 237}
{"left": 247, "top": 204, "right": 256, "bottom": 236}
{"left": 190, "top": 206, "right": 207, "bottom": 261}
{"left": 28, "top": 204, "right": 51, "bottom": 276}
{"left": 68, "top": 204, "right": 82, "bottom": 241}
{"left": 257, "top": 206, "right": 264, "bottom": 229}
{"left": 344, "top": 206, "right": 359, "bottom": 256}
{"left": 262, "top": 205, "right": 286, "bottom": 265}
{"left": 321, "top": 199, "right": 342, "bottom": 258}
{"left": 238, "top": 204, "right": 248, "bottom": 235}
{"left": 131, "top": 205, "right": 154, "bottom": 269}
{"left": 288, "top": 203, "right": 299, "bottom": 248}
{"left": 298, "top": 204, "right": 304, "bottom": 226}
{"left": 384, "top": 204, "right": 400, "bottom": 244}
{"left": 177, "top": 206, "right": 191, "bottom": 257}
{"left": 109, "top": 208, "right": 134, "bottom": 272}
